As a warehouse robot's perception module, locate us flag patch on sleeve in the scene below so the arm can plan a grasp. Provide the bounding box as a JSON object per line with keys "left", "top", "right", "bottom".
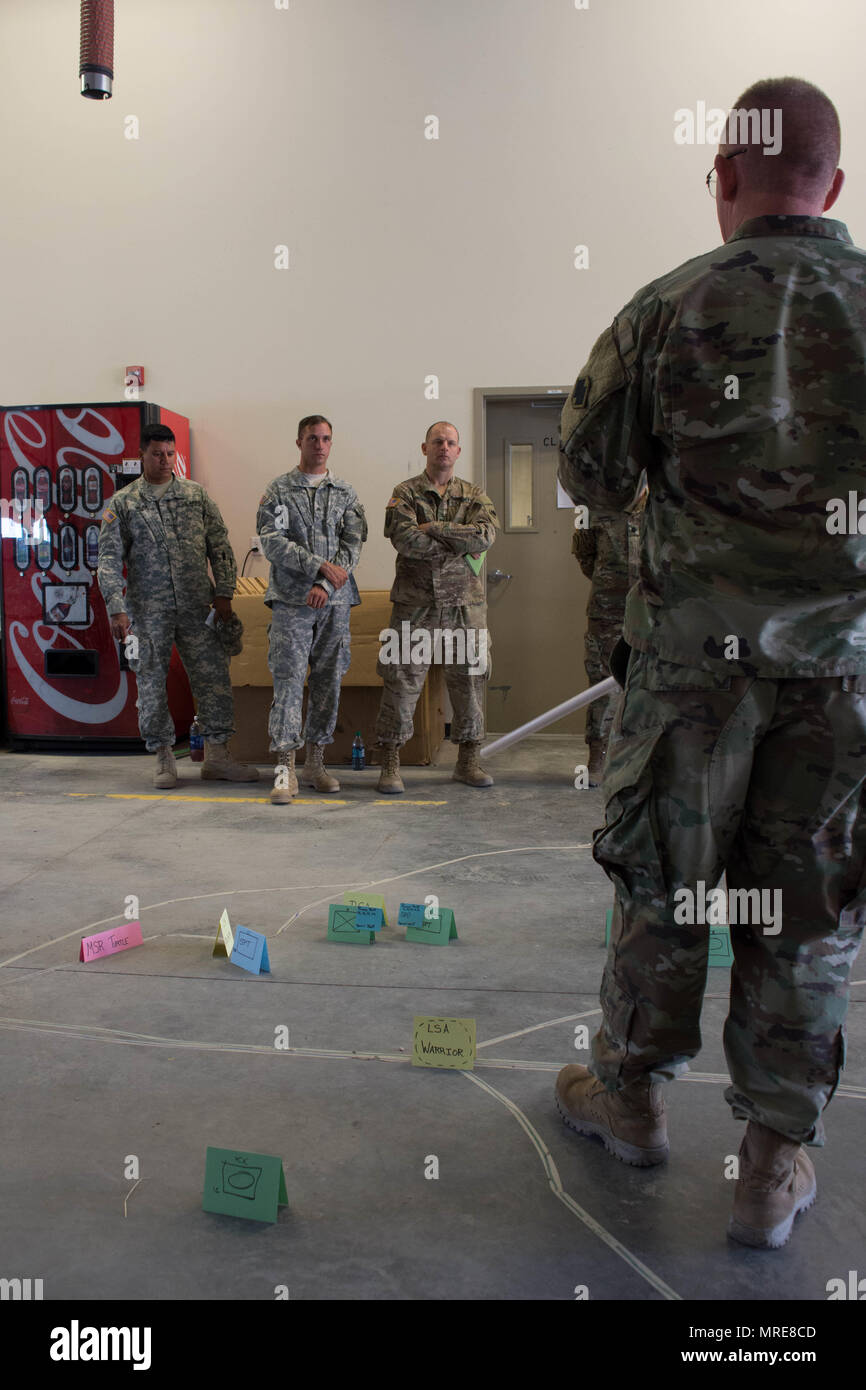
{"left": 102, "top": 508, "right": 116, "bottom": 523}
{"left": 386, "top": 497, "right": 401, "bottom": 507}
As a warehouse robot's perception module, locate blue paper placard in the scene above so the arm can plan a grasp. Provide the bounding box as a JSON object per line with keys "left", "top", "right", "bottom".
{"left": 230, "top": 926, "right": 271, "bottom": 975}
{"left": 398, "top": 902, "right": 426, "bottom": 927}
{"left": 355, "top": 905, "right": 384, "bottom": 930}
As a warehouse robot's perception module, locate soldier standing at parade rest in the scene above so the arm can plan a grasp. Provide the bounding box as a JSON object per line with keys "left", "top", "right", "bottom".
{"left": 256, "top": 415, "right": 367, "bottom": 805}
{"left": 97, "top": 424, "right": 259, "bottom": 787}
{"left": 573, "top": 477, "right": 647, "bottom": 785}
{"left": 557, "top": 76, "right": 865, "bottom": 1249}
{"left": 374, "top": 422, "right": 499, "bottom": 793}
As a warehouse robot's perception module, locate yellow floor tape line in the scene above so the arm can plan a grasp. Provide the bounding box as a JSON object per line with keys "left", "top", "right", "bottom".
{"left": 67, "top": 793, "right": 447, "bottom": 807}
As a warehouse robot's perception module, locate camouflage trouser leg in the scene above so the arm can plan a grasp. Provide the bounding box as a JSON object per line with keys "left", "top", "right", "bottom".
{"left": 129, "top": 604, "right": 234, "bottom": 751}
{"left": 591, "top": 650, "right": 866, "bottom": 1146}
{"left": 267, "top": 601, "right": 351, "bottom": 751}
{"left": 584, "top": 634, "right": 620, "bottom": 746}
{"left": 374, "top": 604, "right": 489, "bottom": 746}
{"left": 173, "top": 608, "right": 234, "bottom": 744}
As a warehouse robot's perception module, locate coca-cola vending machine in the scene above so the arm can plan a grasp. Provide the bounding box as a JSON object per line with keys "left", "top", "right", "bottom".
{"left": 0, "top": 401, "right": 195, "bottom": 749}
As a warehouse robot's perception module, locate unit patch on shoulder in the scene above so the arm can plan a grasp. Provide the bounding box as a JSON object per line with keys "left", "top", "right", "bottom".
{"left": 102, "top": 508, "right": 117, "bottom": 524}
{"left": 386, "top": 497, "right": 401, "bottom": 507}
{"left": 572, "top": 378, "right": 590, "bottom": 408}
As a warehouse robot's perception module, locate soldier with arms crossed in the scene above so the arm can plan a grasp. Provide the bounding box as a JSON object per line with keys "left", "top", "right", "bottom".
{"left": 374, "top": 421, "right": 499, "bottom": 793}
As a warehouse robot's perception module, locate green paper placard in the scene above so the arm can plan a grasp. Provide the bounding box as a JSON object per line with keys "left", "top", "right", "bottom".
{"left": 342, "top": 891, "right": 389, "bottom": 926}
{"left": 411, "top": 1016, "right": 476, "bottom": 1070}
{"left": 604, "top": 908, "right": 613, "bottom": 946}
{"left": 202, "top": 1147, "right": 288, "bottom": 1224}
{"left": 328, "top": 903, "right": 376, "bottom": 945}
{"left": 465, "top": 553, "right": 485, "bottom": 576}
{"left": 708, "top": 925, "right": 734, "bottom": 967}
{"left": 406, "top": 906, "right": 457, "bottom": 946}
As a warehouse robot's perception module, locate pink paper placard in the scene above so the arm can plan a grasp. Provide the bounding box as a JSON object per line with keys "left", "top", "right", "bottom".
{"left": 79, "top": 921, "right": 144, "bottom": 963}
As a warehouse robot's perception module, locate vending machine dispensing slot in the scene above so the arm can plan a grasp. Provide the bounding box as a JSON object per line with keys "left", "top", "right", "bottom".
{"left": 44, "top": 649, "right": 99, "bottom": 678}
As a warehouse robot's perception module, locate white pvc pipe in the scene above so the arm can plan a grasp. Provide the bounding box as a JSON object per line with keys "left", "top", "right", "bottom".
{"left": 481, "top": 676, "right": 618, "bottom": 758}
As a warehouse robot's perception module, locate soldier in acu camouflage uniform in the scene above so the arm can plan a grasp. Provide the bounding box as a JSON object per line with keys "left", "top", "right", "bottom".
{"left": 374, "top": 421, "right": 499, "bottom": 793}
{"left": 556, "top": 77, "right": 865, "bottom": 1249}
{"left": 573, "top": 481, "right": 647, "bottom": 784}
{"left": 97, "top": 423, "right": 259, "bottom": 788}
{"left": 256, "top": 415, "right": 367, "bottom": 805}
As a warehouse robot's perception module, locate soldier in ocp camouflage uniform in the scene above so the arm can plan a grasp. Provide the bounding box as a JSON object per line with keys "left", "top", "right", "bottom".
{"left": 374, "top": 421, "right": 499, "bottom": 793}
{"left": 256, "top": 415, "right": 367, "bottom": 804}
{"left": 555, "top": 77, "right": 864, "bottom": 1249}
{"left": 97, "top": 423, "right": 259, "bottom": 787}
{"left": 573, "top": 481, "right": 646, "bottom": 784}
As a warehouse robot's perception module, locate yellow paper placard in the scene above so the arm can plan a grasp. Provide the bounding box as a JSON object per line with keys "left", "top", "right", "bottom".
{"left": 214, "top": 909, "right": 235, "bottom": 958}
{"left": 411, "top": 1016, "right": 476, "bottom": 1070}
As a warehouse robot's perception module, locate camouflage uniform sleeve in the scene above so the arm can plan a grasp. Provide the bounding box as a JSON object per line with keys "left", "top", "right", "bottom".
{"left": 257, "top": 488, "right": 325, "bottom": 581}
{"left": 558, "top": 303, "right": 662, "bottom": 512}
{"left": 572, "top": 526, "right": 597, "bottom": 578}
{"left": 333, "top": 494, "right": 368, "bottom": 574}
{"left": 203, "top": 491, "right": 237, "bottom": 598}
{"left": 96, "top": 502, "right": 129, "bottom": 615}
{"left": 427, "top": 491, "right": 499, "bottom": 556}
{"left": 384, "top": 490, "right": 450, "bottom": 557}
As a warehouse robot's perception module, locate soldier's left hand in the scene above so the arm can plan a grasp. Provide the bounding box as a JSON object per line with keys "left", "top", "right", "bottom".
{"left": 306, "top": 585, "right": 328, "bottom": 609}
{"left": 212, "top": 596, "right": 233, "bottom": 623}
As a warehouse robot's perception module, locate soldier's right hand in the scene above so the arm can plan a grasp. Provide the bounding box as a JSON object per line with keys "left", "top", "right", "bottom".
{"left": 306, "top": 585, "right": 329, "bottom": 609}
{"left": 319, "top": 561, "right": 348, "bottom": 589}
{"left": 111, "top": 613, "right": 132, "bottom": 640}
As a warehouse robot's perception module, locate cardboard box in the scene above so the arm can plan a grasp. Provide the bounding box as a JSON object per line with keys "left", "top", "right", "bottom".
{"left": 227, "top": 585, "right": 446, "bottom": 765}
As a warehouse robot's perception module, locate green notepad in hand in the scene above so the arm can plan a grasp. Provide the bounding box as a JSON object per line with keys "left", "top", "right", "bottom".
{"left": 465, "top": 553, "right": 485, "bottom": 576}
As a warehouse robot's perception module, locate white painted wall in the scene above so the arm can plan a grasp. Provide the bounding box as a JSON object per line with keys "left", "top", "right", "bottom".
{"left": 2, "top": 0, "right": 864, "bottom": 585}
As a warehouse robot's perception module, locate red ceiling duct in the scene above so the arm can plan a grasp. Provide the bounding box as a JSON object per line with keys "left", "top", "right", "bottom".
{"left": 80, "top": 1, "right": 114, "bottom": 99}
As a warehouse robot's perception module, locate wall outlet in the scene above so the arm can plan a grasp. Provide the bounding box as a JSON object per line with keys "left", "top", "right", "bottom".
{"left": 249, "top": 535, "right": 263, "bottom": 555}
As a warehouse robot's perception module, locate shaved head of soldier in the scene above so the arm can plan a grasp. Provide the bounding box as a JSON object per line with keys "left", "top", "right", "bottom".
{"left": 714, "top": 77, "right": 844, "bottom": 239}
{"left": 422, "top": 422, "right": 461, "bottom": 478}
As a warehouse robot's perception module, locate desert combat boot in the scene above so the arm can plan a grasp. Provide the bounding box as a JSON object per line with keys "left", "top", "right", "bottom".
{"left": 201, "top": 740, "right": 261, "bottom": 783}
{"left": 377, "top": 744, "right": 404, "bottom": 795}
{"left": 555, "top": 1063, "right": 669, "bottom": 1167}
{"left": 301, "top": 743, "right": 340, "bottom": 793}
{"left": 728, "top": 1120, "right": 817, "bottom": 1249}
{"left": 153, "top": 746, "right": 178, "bottom": 789}
{"left": 270, "top": 749, "right": 298, "bottom": 805}
{"left": 452, "top": 741, "right": 494, "bottom": 788}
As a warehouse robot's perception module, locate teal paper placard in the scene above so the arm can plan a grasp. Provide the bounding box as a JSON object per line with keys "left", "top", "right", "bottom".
{"left": 202, "top": 1147, "right": 288, "bottom": 1224}
{"left": 406, "top": 907, "right": 457, "bottom": 946}
{"left": 328, "top": 903, "right": 376, "bottom": 945}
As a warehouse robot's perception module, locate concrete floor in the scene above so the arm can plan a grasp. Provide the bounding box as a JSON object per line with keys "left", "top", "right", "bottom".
{"left": 0, "top": 735, "right": 863, "bottom": 1303}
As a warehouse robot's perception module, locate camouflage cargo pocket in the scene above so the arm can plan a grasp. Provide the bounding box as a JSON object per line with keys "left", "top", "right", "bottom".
{"left": 592, "top": 724, "right": 666, "bottom": 898}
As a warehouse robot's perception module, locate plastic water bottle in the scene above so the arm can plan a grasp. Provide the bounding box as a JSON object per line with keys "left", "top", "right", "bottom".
{"left": 190, "top": 717, "right": 205, "bottom": 763}
{"left": 352, "top": 731, "right": 365, "bottom": 770}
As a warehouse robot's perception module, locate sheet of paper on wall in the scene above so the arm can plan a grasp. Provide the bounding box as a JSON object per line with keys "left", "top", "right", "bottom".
{"left": 556, "top": 480, "right": 575, "bottom": 509}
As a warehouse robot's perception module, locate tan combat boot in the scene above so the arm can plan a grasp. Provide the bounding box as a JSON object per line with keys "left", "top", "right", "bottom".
{"left": 301, "top": 742, "right": 340, "bottom": 793}
{"left": 728, "top": 1120, "right": 817, "bottom": 1249}
{"left": 201, "top": 740, "right": 261, "bottom": 783}
{"left": 377, "top": 744, "right": 404, "bottom": 795}
{"left": 587, "top": 742, "right": 606, "bottom": 787}
{"left": 452, "top": 741, "right": 494, "bottom": 788}
{"left": 555, "top": 1063, "right": 669, "bottom": 1167}
{"left": 270, "top": 749, "right": 298, "bottom": 805}
{"left": 153, "top": 746, "right": 178, "bottom": 789}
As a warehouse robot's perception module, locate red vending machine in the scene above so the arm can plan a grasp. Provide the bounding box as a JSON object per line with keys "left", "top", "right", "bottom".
{"left": 0, "top": 401, "right": 195, "bottom": 749}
